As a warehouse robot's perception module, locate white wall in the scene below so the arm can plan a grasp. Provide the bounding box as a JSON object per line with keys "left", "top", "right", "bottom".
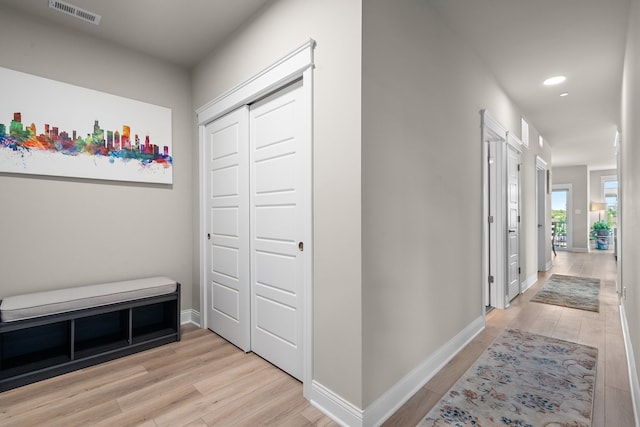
{"left": 551, "top": 165, "right": 590, "bottom": 251}
{"left": 621, "top": 0, "right": 640, "bottom": 411}
{"left": 0, "top": 1, "right": 567, "bottom": 419}
{"left": 0, "top": 6, "right": 194, "bottom": 308}
{"left": 191, "top": 0, "right": 364, "bottom": 408}
{"left": 361, "top": 0, "right": 551, "bottom": 407}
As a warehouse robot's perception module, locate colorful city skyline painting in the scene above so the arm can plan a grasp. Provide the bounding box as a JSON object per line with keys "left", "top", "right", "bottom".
{"left": 0, "top": 67, "right": 172, "bottom": 184}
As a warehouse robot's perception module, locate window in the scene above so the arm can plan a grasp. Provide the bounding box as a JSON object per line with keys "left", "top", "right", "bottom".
{"left": 601, "top": 176, "right": 618, "bottom": 226}
{"left": 552, "top": 189, "right": 568, "bottom": 248}
{"left": 521, "top": 117, "right": 529, "bottom": 148}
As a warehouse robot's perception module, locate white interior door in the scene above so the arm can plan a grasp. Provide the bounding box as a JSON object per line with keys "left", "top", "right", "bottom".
{"left": 507, "top": 144, "right": 520, "bottom": 301}
{"left": 205, "top": 107, "right": 250, "bottom": 351}
{"left": 249, "top": 81, "right": 305, "bottom": 380}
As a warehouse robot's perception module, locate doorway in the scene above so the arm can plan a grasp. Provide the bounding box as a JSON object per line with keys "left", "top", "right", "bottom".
{"left": 482, "top": 110, "right": 521, "bottom": 310}
{"left": 552, "top": 185, "right": 572, "bottom": 250}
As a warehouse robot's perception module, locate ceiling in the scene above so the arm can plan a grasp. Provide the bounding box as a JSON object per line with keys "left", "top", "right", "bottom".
{"left": 1, "top": 0, "right": 631, "bottom": 171}
{"left": 429, "top": 0, "right": 630, "bottom": 171}
{"left": 0, "top": 0, "right": 270, "bottom": 68}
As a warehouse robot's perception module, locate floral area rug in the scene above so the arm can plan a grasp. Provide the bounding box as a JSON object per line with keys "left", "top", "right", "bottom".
{"left": 530, "top": 274, "right": 600, "bottom": 312}
{"left": 417, "top": 329, "right": 597, "bottom": 427}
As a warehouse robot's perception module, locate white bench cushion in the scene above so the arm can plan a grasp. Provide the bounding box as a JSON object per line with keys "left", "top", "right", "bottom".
{"left": 0, "top": 277, "right": 177, "bottom": 322}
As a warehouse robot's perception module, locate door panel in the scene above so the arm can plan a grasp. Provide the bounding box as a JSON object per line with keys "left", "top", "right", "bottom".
{"left": 255, "top": 205, "right": 297, "bottom": 240}
{"left": 211, "top": 282, "right": 240, "bottom": 321}
{"left": 254, "top": 154, "right": 296, "bottom": 193}
{"left": 205, "top": 107, "right": 250, "bottom": 351}
{"left": 250, "top": 81, "right": 304, "bottom": 380}
{"left": 211, "top": 207, "right": 239, "bottom": 236}
{"left": 255, "top": 251, "right": 297, "bottom": 293}
{"left": 255, "top": 296, "right": 297, "bottom": 344}
{"left": 211, "top": 167, "right": 240, "bottom": 197}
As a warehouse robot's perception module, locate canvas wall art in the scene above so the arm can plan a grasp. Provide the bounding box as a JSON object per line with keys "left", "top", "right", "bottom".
{"left": 0, "top": 67, "right": 172, "bottom": 184}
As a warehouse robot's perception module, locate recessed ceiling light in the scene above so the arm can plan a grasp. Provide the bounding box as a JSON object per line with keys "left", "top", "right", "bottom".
{"left": 560, "top": 92, "right": 569, "bottom": 97}
{"left": 543, "top": 75, "right": 567, "bottom": 86}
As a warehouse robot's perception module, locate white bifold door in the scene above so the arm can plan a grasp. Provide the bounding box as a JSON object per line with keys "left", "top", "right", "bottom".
{"left": 204, "top": 80, "right": 307, "bottom": 380}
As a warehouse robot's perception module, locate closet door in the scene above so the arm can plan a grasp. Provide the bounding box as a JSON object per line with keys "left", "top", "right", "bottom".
{"left": 204, "top": 107, "right": 250, "bottom": 351}
{"left": 249, "top": 81, "right": 305, "bottom": 380}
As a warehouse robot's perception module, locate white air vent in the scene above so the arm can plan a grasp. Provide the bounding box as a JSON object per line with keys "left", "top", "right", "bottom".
{"left": 49, "top": 0, "right": 101, "bottom": 25}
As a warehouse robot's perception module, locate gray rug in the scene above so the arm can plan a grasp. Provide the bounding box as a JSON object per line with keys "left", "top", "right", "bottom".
{"left": 530, "top": 274, "right": 600, "bottom": 312}
{"left": 417, "top": 329, "right": 597, "bottom": 427}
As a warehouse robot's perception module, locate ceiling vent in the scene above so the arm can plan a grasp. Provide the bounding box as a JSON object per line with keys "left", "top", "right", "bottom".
{"left": 49, "top": 0, "right": 101, "bottom": 25}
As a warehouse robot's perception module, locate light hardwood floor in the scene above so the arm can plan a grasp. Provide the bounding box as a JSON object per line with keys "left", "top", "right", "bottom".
{"left": 0, "top": 325, "right": 338, "bottom": 426}
{"left": 384, "top": 250, "right": 636, "bottom": 427}
{"left": 1, "top": 251, "right": 634, "bottom": 426}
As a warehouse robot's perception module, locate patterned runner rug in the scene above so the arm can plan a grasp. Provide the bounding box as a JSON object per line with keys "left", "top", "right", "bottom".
{"left": 530, "top": 274, "right": 600, "bottom": 312}
{"left": 417, "top": 329, "right": 597, "bottom": 427}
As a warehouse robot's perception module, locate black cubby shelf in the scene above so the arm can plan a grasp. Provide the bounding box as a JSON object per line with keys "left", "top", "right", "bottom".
{"left": 0, "top": 284, "right": 180, "bottom": 392}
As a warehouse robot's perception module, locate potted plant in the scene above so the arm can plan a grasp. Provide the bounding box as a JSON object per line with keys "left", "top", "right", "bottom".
{"left": 591, "top": 220, "right": 611, "bottom": 250}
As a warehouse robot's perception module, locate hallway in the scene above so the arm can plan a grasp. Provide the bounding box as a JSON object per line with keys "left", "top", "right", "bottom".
{"left": 385, "top": 250, "right": 635, "bottom": 426}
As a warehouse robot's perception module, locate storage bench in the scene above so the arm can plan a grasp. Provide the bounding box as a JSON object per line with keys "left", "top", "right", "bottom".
{"left": 0, "top": 277, "right": 181, "bottom": 392}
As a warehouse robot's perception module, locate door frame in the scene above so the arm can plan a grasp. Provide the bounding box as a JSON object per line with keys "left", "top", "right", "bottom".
{"left": 481, "top": 109, "right": 507, "bottom": 310}
{"left": 551, "top": 184, "right": 573, "bottom": 251}
{"left": 536, "top": 156, "right": 551, "bottom": 272}
{"left": 196, "top": 39, "right": 315, "bottom": 396}
{"left": 482, "top": 110, "right": 523, "bottom": 310}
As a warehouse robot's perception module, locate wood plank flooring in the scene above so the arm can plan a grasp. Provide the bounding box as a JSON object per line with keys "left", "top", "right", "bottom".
{"left": 384, "top": 250, "right": 636, "bottom": 427}
{"left": 0, "top": 251, "right": 634, "bottom": 426}
{"left": 0, "top": 325, "right": 338, "bottom": 426}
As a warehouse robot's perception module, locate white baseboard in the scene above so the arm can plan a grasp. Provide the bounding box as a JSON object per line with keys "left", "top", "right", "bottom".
{"left": 363, "top": 316, "right": 485, "bottom": 426}
{"left": 571, "top": 247, "right": 589, "bottom": 253}
{"left": 181, "top": 309, "right": 201, "bottom": 327}
{"left": 190, "top": 305, "right": 484, "bottom": 426}
{"left": 545, "top": 260, "right": 553, "bottom": 271}
{"left": 556, "top": 247, "right": 589, "bottom": 253}
{"left": 521, "top": 273, "right": 538, "bottom": 293}
{"left": 309, "top": 316, "right": 485, "bottom": 427}
{"left": 619, "top": 303, "right": 640, "bottom": 427}
{"left": 309, "top": 381, "right": 363, "bottom": 427}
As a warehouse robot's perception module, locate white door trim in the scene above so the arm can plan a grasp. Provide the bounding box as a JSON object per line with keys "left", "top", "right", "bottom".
{"left": 197, "top": 39, "right": 315, "bottom": 397}
{"left": 552, "top": 184, "right": 573, "bottom": 251}
{"left": 536, "top": 156, "right": 551, "bottom": 272}
{"left": 481, "top": 110, "right": 508, "bottom": 310}
{"left": 196, "top": 39, "right": 316, "bottom": 125}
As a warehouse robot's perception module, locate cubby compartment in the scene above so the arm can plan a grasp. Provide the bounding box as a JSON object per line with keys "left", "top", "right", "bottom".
{"left": 74, "top": 310, "right": 129, "bottom": 358}
{"left": 132, "top": 300, "right": 178, "bottom": 343}
{"left": 0, "top": 283, "right": 180, "bottom": 392}
{"left": 0, "top": 321, "right": 71, "bottom": 378}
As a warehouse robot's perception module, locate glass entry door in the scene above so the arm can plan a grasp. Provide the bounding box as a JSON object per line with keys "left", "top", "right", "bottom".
{"left": 552, "top": 189, "right": 569, "bottom": 249}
